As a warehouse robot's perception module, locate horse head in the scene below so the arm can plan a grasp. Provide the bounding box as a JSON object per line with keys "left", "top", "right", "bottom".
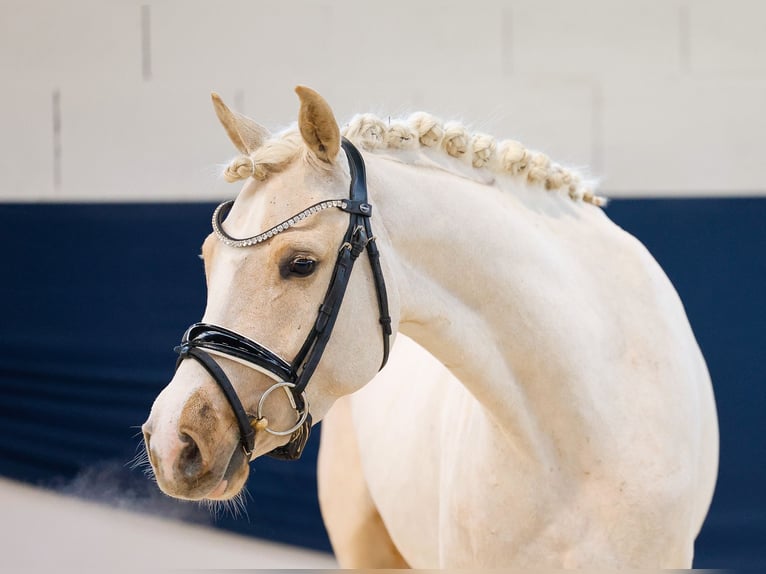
{"left": 142, "top": 87, "right": 396, "bottom": 500}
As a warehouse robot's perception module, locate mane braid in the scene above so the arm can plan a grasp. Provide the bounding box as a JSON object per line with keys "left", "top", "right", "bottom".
{"left": 223, "top": 113, "right": 605, "bottom": 207}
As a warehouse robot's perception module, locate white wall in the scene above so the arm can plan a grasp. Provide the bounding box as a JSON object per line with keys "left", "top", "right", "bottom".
{"left": 1, "top": 0, "right": 764, "bottom": 201}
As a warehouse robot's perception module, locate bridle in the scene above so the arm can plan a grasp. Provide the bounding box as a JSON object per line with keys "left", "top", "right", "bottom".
{"left": 174, "top": 138, "right": 392, "bottom": 460}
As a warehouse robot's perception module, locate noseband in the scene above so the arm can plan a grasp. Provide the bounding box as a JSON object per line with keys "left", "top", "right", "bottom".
{"left": 174, "top": 139, "right": 391, "bottom": 460}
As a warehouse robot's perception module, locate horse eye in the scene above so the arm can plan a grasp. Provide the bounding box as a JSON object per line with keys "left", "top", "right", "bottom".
{"left": 288, "top": 257, "right": 316, "bottom": 277}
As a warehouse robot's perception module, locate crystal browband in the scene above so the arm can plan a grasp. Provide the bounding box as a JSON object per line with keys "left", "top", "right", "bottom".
{"left": 212, "top": 199, "right": 349, "bottom": 248}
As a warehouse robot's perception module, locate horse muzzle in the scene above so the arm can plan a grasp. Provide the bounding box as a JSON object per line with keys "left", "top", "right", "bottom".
{"left": 142, "top": 403, "right": 251, "bottom": 500}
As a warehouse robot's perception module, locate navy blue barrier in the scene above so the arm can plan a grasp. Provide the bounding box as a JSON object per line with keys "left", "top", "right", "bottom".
{"left": 0, "top": 198, "right": 763, "bottom": 567}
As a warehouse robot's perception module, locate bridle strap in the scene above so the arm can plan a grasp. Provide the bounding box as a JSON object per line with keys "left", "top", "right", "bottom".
{"left": 344, "top": 138, "right": 392, "bottom": 371}
{"left": 367, "top": 236, "right": 392, "bottom": 369}
{"left": 176, "top": 346, "right": 256, "bottom": 456}
{"left": 290, "top": 139, "right": 391, "bottom": 394}
{"left": 178, "top": 322, "right": 294, "bottom": 382}
{"left": 291, "top": 224, "right": 367, "bottom": 395}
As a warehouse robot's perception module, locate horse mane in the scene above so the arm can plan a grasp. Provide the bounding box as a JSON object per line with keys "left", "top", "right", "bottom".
{"left": 222, "top": 112, "right": 605, "bottom": 207}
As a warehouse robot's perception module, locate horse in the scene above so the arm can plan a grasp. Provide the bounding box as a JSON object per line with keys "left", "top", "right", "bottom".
{"left": 141, "top": 86, "right": 718, "bottom": 568}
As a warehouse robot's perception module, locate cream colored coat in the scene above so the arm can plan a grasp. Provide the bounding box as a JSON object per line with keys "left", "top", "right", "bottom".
{"left": 317, "top": 147, "right": 718, "bottom": 568}
{"left": 142, "top": 87, "right": 718, "bottom": 569}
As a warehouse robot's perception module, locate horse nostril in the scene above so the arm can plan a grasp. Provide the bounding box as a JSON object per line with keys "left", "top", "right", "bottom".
{"left": 178, "top": 432, "right": 205, "bottom": 478}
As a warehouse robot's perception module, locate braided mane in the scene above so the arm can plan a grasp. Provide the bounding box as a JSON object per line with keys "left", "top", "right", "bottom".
{"left": 223, "top": 112, "right": 605, "bottom": 207}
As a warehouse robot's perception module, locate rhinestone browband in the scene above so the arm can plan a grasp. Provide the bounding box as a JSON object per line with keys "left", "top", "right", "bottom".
{"left": 212, "top": 199, "right": 349, "bottom": 248}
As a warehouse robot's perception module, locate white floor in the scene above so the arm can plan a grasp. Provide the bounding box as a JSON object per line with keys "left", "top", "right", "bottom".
{"left": 0, "top": 477, "right": 338, "bottom": 569}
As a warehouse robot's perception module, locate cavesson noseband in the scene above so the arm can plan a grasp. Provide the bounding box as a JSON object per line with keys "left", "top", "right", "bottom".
{"left": 175, "top": 139, "right": 391, "bottom": 460}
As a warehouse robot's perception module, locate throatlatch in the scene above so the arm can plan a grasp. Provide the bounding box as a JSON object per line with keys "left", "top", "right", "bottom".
{"left": 174, "top": 139, "right": 391, "bottom": 460}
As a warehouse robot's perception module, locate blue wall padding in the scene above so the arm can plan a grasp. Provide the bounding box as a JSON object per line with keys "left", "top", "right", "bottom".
{"left": 0, "top": 199, "right": 763, "bottom": 567}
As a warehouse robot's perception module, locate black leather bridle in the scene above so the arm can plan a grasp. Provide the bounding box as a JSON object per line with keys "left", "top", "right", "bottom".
{"left": 174, "top": 138, "right": 392, "bottom": 460}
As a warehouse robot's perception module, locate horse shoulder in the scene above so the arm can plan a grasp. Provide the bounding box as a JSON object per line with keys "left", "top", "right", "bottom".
{"left": 339, "top": 336, "right": 555, "bottom": 567}
{"left": 317, "top": 395, "right": 409, "bottom": 568}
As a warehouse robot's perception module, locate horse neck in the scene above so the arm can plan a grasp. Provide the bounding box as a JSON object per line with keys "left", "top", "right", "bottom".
{"left": 369, "top": 153, "right": 612, "bottom": 459}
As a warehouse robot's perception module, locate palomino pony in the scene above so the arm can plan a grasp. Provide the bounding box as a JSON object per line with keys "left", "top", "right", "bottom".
{"left": 142, "top": 86, "right": 718, "bottom": 568}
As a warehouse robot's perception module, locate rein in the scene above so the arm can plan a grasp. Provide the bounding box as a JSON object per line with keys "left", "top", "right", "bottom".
{"left": 174, "top": 139, "right": 391, "bottom": 460}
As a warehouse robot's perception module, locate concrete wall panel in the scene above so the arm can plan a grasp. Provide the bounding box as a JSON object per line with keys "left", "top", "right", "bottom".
{"left": 603, "top": 77, "right": 766, "bottom": 194}
{"left": 689, "top": 0, "right": 766, "bottom": 74}
{"left": 1, "top": 0, "right": 764, "bottom": 200}
{"left": 511, "top": 0, "right": 683, "bottom": 78}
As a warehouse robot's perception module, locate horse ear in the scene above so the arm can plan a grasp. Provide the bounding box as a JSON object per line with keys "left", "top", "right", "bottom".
{"left": 295, "top": 86, "right": 340, "bottom": 163}
{"left": 211, "top": 92, "right": 270, "bottom": 155}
